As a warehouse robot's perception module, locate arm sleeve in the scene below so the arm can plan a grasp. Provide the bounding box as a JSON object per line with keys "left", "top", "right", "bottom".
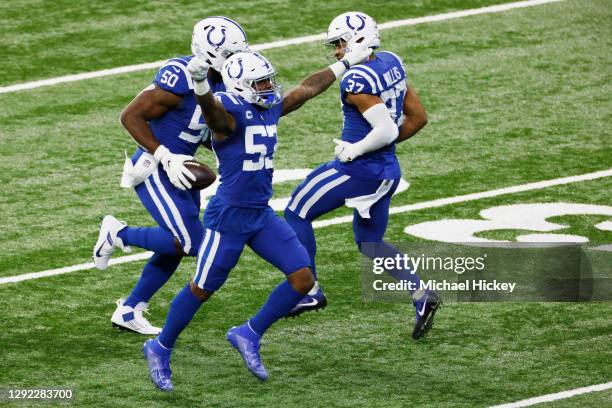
{"left": 352, "top": 103, "right": 399, "bottom": 156}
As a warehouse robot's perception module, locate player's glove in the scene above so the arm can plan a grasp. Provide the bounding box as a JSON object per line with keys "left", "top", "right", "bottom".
{"left": 342, "top": 42, "right": 374, "bottom": 67}
{"left": 328, "top": 42, "right": 374, "bottom": 78}
{"left": 186, "top": 57, "right": 211, "bottom": 95}
{"left": 153, "top": 145, "right": 196, "bottom": 190}
{"left": 333, "top": 138, "right": 362, "bottom": 163}
{"left": 187, "top": 56, "right": 209, "bottom": 81}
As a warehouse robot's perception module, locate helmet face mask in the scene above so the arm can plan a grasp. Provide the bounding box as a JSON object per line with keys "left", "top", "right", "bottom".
{"left": 325, "top": 38, "right": 350, "bottom": 62}
{"left": 325, "top": 33, "right": 352, "bottom": 47}
{"left": 250, "top": 74, "right": 283, "bottom": 108}
{"left": 222, "top": 52, "right": 283, "bottom": 108}
{"left": 192, "top": 16, "right": 250, "bottom": 71}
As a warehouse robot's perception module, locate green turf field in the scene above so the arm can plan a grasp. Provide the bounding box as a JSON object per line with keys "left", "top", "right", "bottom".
{"left": 0, "top": 0, "right": 610, "bottom": 407}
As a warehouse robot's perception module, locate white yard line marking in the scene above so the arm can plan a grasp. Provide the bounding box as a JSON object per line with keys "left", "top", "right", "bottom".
{"left": 488, "top": 381, "right": 612, "bottom": 407}
{"left": 312, "top": 168, "right": 612, "bottom": 228}
{"left": 0, "top": 252, "right": 154, "bottom": 285}
{"left": 0, "top": 0, "right": 563, "bottom": 95}
{"left": 1, "top": 167, "right": 609, "bottom": 285}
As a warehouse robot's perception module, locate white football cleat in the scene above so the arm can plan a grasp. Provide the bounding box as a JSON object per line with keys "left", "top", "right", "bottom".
{"left": 111, "top": 299, "right": 161, "bottom": 335}
{"left": 93, "top": 215, "right": 131, "bottom": 270}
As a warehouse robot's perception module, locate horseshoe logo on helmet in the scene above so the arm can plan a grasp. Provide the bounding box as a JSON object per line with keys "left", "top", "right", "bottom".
{"left": 227, "top": 58, "right": 244, "bottom": 79}
{"left": 346, "top": 14, "right": 366, "bottom": 31}
{"left": 206, "top": 26, "right": 227, "bottom": 47}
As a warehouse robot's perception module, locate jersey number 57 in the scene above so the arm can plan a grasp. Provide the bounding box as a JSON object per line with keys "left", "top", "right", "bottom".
{"left": 243, "top": 125, "right": 277, "bottom": 171}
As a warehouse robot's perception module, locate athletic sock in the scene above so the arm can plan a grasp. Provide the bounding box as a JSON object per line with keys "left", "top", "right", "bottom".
{"left": 124, "top": 253, "right": 181, "bottom": 308}
{"left": 248, "top": 280, "right": 305, "bottom": 336}
{"left": 118, "top": 227, "right": 177, "bottom": 254}
{"left": 158, "top": 284, "right": 203, "bottom": 349}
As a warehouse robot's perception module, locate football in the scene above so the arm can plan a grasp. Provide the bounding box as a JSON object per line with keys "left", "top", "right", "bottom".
{"left": 184, "top": 160, "right": 216, "bottom": 190}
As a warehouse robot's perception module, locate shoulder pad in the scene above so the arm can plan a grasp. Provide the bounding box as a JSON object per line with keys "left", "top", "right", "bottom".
{"left": 340, "top": 65, "right": 383, "bottom": 95}
{"left": 378, "top": 51, "right": 405, "bottom": 67}
{"left": 154, "top": 58, "right": 193, "bottom": 96}
{"left": 213, "top": 91, "right": 246, "bottom": 111}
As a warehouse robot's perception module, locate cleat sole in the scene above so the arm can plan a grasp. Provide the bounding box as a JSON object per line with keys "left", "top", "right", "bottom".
{"left": 412, "top": 298, "right": 442, "bottom": 340}
{"left": 112, "top": 322, "right": 160, "bottom": 335}
{"left": 285, "top": 299, "right": 327, "bottom": 318}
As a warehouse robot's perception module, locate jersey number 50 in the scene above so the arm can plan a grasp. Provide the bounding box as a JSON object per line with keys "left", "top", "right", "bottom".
{"left": 243, "top": 125, "right": 277, "bottom": 171}
{"left": 160, "top": 71, "right": 179, "bottom": 87}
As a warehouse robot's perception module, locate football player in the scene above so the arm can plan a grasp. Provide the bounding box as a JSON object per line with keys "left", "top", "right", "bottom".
{"left": 283, "top": 12, "right": 441, "bottom": 339}
{"left": 92, "top": 17, "right": 249, "bottom": 335}
{"left": 142, "top": 45, "right": 372, "bottom": 391}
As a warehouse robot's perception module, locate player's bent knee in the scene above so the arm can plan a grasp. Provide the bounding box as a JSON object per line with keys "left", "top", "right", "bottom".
{"left": 287, "top": 267, "right": 315, "bottom": 294}
{"left": 285, "top": 207, "right": 311, "bottom": 223}
{"left": 174, "top": 238, "right": 189, "bottom": 257}
{"left": 186, "top": 246, "right": 199, "bottom": 257}
{"left": 189, "top": 281, "right": 213, "bottom": 302}
{"left": 175, "top": 237, "right": 201, "bottom": 257}
{"left": 284, "top": 207, "right": 298, "bottom": 221}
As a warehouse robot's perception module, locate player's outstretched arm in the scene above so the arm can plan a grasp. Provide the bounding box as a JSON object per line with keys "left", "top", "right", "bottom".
{"left": 281, "top": 44, "right": 374, "bottom": 116}
{"left": 120, "top": 85, "right": 182, "bottom": 153}
{"left": 396, "top": 86, "right": 428, "bottom": 143}
{"left": 280, "top": 68, "right": 337, "bottom": 116}
{"left": 187, "top": 57, "right": 236, "bottom": 141}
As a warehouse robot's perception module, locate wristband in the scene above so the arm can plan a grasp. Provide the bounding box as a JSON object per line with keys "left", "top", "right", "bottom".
{"left": 193, "top": 79, "right": 211, "bottom": 96}
{"left": 329, "top": 60, "right": 348, "bottom": 79}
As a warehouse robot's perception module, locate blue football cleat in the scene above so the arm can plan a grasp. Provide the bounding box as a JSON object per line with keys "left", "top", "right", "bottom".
{"left": 286, "top": 284, "right": 327, "bottom": 318}
{"left": 412, "top": 290, "right": 442, "bottom": 340}
{"left": 143, "top": 338, "right": 173, "bottom": 391}
{"left": 226, "top": 323, "right": 269, "bottom": 381}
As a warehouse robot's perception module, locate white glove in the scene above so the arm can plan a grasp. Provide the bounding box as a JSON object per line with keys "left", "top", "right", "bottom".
{"left": 328, "top": 43, "right": 374, "bottom": 78}
{"left": 333, "top": 139, "right": 362, "bottom": 163}
{"left": 186, "top": 57, "right": 211, "bottom": 95}
{"left": 191, "top": 42, "right": 206, "bottom": 61}
{"left": 120, "top": 151, "right": 158, "bottom": 188}
{"left": 153, "top": 145, "right": 196, "bottom": 190}
{"left": 342, "top": 42, "right": 374, "bottom": 67}
{"left": 187, "top": 56, "right": 210, "bottom": 81}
